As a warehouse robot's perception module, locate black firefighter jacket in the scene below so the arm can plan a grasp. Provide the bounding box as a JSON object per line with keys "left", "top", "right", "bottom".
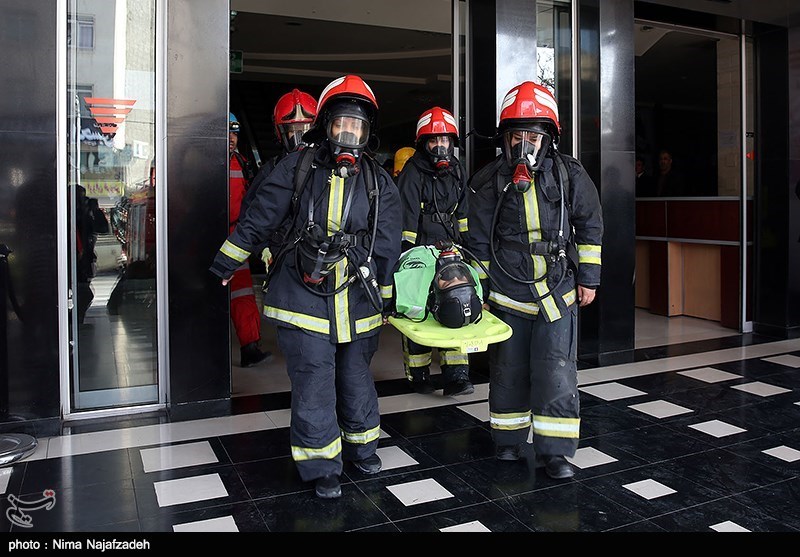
{"left": 467, "top": 153, "right": 603, "bottom": 323}
{"left": 397, "top": 152, "right": 469, "bottom": 252}
{"left": 210, "top": 145, "right": 402, "bottom": 343}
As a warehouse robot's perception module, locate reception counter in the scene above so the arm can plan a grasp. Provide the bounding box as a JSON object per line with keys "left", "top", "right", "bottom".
{"left": 635, "top": 196, "right": 752, "bottom": 330}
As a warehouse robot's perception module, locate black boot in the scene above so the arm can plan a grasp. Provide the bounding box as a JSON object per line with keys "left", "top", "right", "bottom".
{"left": 408, "top": 367, "right": 434, "bottom": 394}
{"left": 443, "top": 367, "right": 474, "bottom": 396}
{"left": 240, "top": 342, "right": 271, "bottom": 367}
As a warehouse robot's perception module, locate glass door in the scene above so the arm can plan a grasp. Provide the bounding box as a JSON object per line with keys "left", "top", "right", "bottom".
{"left": 66, "top": 0, "right": 159, "bottom": 411}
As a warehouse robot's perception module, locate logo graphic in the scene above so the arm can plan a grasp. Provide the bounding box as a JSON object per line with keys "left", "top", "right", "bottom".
{"left": 6, "top": 490, "right": 57, "bottom": 528}
{"left": 84, "top": 97, "right": 137, "bottom": 135}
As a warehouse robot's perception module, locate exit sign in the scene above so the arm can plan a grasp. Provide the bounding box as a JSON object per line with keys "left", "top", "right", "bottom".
{"left": 230, "top": 50, "right": 243, "bottom": 74}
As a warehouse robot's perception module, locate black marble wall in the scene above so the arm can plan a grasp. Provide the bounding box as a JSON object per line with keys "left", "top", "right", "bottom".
{"left": 166, "top": 0, "right": 232, "bottom": 415}
{"left": 0, "top": 1, "right": 60, "bottom": 428}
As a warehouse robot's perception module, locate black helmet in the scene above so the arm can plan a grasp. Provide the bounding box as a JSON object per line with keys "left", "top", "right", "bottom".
{"left": 429, "top": 252, "right": 482, "bottom": 328}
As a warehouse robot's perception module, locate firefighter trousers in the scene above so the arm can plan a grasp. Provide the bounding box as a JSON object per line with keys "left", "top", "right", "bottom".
{"left": 276, "top": 327, "right": 381, "bottom": 482}
{"left": 488, "top": 306, "right": 580, "bottom": 457}
{"left": 401, "top": 335, "right": 470, "bottom": 383}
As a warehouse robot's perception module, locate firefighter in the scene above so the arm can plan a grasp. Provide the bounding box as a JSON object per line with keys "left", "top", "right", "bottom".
{"left": 396, "top": 107, "right": 473, "bottom": 396}
{"left": 211, "top": 75, "right": 402, "bottom": 499}
{"left": 467, "top": 82, "right": 603, "bottom": 480}
{"left": 239, "top": 89, "right": 318, "bottom": 268}
{"left": 392, "top": 146, "right": 415, "bottom": 179}
{"left": 228, "top": 112, "right": 271, "bottom": 367}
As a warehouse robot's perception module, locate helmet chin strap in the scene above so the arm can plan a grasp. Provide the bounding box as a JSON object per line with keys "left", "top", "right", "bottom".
{"left": 511, "top": 162, "right": 533, "bottom": 192}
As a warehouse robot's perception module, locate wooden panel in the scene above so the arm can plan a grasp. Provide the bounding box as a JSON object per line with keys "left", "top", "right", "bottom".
{"left": 667, "top": 242, "right": 684, "bottom": 316}
{"left": 683, "top": 244, "right": 721, "bottom": 321}
{"left": 648, "top": 241, "right": 669, "bottom": 315}
{"left": 635, "top": 241, "right": 651, "bottom": 308}
{"left": 666, "top": 200, "right": 741, "bottom": 242}
{"left": 635, "top": 200, "right": 667, "bottom": 237}
{"left": 720, "top": 245, "right": 740, "bottom": 329}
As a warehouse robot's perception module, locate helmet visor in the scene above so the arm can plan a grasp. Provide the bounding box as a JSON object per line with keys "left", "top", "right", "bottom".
{"left": 327, "top": 115, "right": 369, "bottom": 149}
{"left": 279, "top": 122, "right": 313, "bottom": 151}
{"left": 503, "top": 129, "right": 550, "bottom": 170}
{"left": 424, "top": 135, "right": 454, "bottom": 161}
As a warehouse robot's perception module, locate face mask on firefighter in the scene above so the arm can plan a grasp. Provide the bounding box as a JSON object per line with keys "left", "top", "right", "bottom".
{"left": 327, "top": 114, "right": 370, "bottom": 177}
{"left": 425, "top": 135, "right": 454, "bottom": 174}
{"left": 280, "top": 122, "right": 313, "bottom": 152}
{"left": 504, "top": 129, "right": 550, "bottom": 192}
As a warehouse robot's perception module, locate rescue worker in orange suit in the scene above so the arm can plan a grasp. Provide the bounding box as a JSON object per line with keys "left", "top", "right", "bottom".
{"left": 211, "top": 76, "right": 401, "bottom": 499}
{"left": 395, "top": 107, "right": 473, "bottom": 396}
{"left": 240, "top": 89, "right": 318, "bottom": 269}
{"left": 467, "top": 82, "right": 603, "bottom": 480}
{"left": 228, "top": 112, "right": 271, "bottom": 367}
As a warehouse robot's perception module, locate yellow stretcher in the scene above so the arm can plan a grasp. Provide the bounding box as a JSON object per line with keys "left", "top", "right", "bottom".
{"left": 389, "top": 310, "right": 513, "bottom": 353}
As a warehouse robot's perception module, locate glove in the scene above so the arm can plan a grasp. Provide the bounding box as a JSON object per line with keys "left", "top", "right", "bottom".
{"left": 261, "top": 247, "right": 272, "bottom": 270}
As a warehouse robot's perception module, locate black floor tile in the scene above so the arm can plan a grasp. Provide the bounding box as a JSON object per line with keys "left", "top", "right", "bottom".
{"left": 580, "top": 403, "right": 661, "bottom": 438}
{"left": 218, "top": 428, "right": 291, "bottom": 463}
{"left": 394, "top": 501, "right": 530, "bottom": 532}
{"left": 730, "top": 477, "right": 800, "bottom": 530}
{"left": 588, "top": 423, "right": 716, "bottom": 463}
{"left": 378, "top": 405, "right": 485, "bottom": 438}
{"left": 20, "top": 448, "right": 134, "bottom": 492}
{"left": 649, "top": 496, "right": 800, "bottom": 532}
{"left": 406, "top": 425, "right": 496, "bottom": 466}
{"left": 139, "top": 501, "right": 268, "bottom": 532}
{"left": 235, "top": 455, "right": 320, "bottom": 500}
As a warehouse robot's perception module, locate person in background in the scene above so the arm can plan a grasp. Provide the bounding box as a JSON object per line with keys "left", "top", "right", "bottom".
{"left": 395, "top": 107, "right": 473, "bottom": 396}
{"left": 211, "top": 75, "right": 401, "bottom": 499}
{"left": 74, "top": 184, "right": 109, "bottom": 324}
{"left": 635, "top": 155, "right": 655, "bottom": 197}
{"left": 655, "top": 148, "right": 686, "bottom": 196}
{"left": 467, "top": 81, "right": 603, "bottom": 480}
{"left": 228, "top": 112, "right": 271, "bottom": 367}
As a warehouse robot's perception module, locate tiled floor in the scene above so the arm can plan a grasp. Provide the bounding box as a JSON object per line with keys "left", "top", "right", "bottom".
{"left": 2, "top": 311, "right": 799, "bottom": 534}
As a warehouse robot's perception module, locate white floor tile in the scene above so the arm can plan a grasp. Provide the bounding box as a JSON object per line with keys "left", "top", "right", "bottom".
{"left": 387, "top": 478, "right": 454, "bottom": 506}
{"left": 628, "top": 400, "right": 693, "bottom": 418}
{"left": 441, "top": 520, "right": 491, "bottom": 532}
{"left": 450, "top": 382, "right": 489, "bottom": 402}
{"left": 265, "top": 409, "right": 292, "bottom": 428}
{"left": 570, "top": 446, "right": 618, "bottom": 469}
{"left": 173, "top": 515, "right": 239, "bottom": 532}
{"left": 760, "top": 354, "right": 800, "bottom": 368}
{"left": 688, "top": 419, "right": 746, "bottom": 438}
{"left": 153, "top": 473, "right": 228, "bottom": 507}
{"left": 579, "top": 382, "right": 647, "bottom": 401}
{"left": 377, "top": 445, "right": 419, "bottom": 470}
{"left": 730, "top": 381, "right": 790, "bottom": 397}
{"left": 456, "top": 401, "right": 489, "bottom": 422}
{"left": 139, "top": 441, "right": 219, "bottom": 473}
{"left": 622, "top": 478, "right": 676, "bottom": 500}
{"left": 762, "top": 445, "right": 800, "bottom": 462}
{"left": 710, "top": 520, "right": 750, "bottom": 532}
{"left": 677, "top": 367, "right": 742, "bottom": 383}
{"left": 378, "top": 392, "right": 455, "bottom": 415}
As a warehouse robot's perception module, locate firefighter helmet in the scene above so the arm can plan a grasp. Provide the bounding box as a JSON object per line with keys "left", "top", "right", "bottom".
{"left": 393, "top": 147, "right": 415, "bottom": 177}
{"left": 498, "top": 81, "right": 561, "bottom": 141}
{"left": 273, "top": 89, "right": 317, "bottom": 152}
{"left": 229, "top": 112, "right": 240, "bottom": 133}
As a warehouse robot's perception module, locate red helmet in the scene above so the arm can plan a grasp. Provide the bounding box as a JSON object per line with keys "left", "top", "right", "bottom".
{"left": 305, "top": 75, "right": 379, "bottom": 148}
{"left": 273, "top": 89, "right": 317, "bottom": 152}
{"left": 498, "top": 81, "right": 561, "bottom": 141}
{"left": 415, "top": 107, "right": 459, "bottom": 143}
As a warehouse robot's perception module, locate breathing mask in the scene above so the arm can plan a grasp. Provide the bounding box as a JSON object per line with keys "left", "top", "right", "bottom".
{"left": 430, "top": 250, "right": 483, "bottom": 328}
{"left": 503, "top": 128, "right": 551, "bottom": 193}
{"left": 325, "top": 100, "right": 371, "bottom": 178}
{"left": 424, "top": 135, "right": 455, "bottom": 176}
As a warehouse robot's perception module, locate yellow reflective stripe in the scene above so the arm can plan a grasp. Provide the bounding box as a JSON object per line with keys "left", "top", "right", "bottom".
{"left": 220, "top": 240, "right": 250, "bottom": 262}
{"left": 488, "top": 291, "right": 539, "bottom": 315}
{"left": 355, "top": 314, "right": 382, "bottom": 334}
{"left": 535, "top": 280, "right": 561, "bottom": 320}
{"left": 291, "top": 436, "right": 342, "bottom": 462}
{"left": 489, "top": 411, "right": 532, "bottom": 431}
{"left": 458, "top": 218, "right": 468, "bottom": 232}
{"left": 440, "top": 351, "right": 468, "bottom": 366}
{"left": 263, "top": 306, "right": 329, "bottom": 334}
{"left": 562, "top": 288, "right": 576, "bottom": 307}
{"left": 381, "top": 284, "right": 393, "bottom": 299}
{"left": 328, "top": 174, "right": 345, "bottom": 233}
{"left": 342, "top": 424, "right": 381, "bottom": 445}
{"left": 334, "top": 259, "right": 351, "bottom": 343}
{"left": 402, "top": 230, "right": 417, "bottom": 243}
{"left": 405, "top": 352, "right": 431, "bottom": 368}
{"left": 472, "top": 260, "right": 489, "bottom": 280}
{"left": 577, "top": 244, "right": 601, "bottom": 265}
{"left": 532, "top": 415, "right": 580, "bottom": 439}
{"left": 523, "top": 182, "right": 548, "bottom": 281}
